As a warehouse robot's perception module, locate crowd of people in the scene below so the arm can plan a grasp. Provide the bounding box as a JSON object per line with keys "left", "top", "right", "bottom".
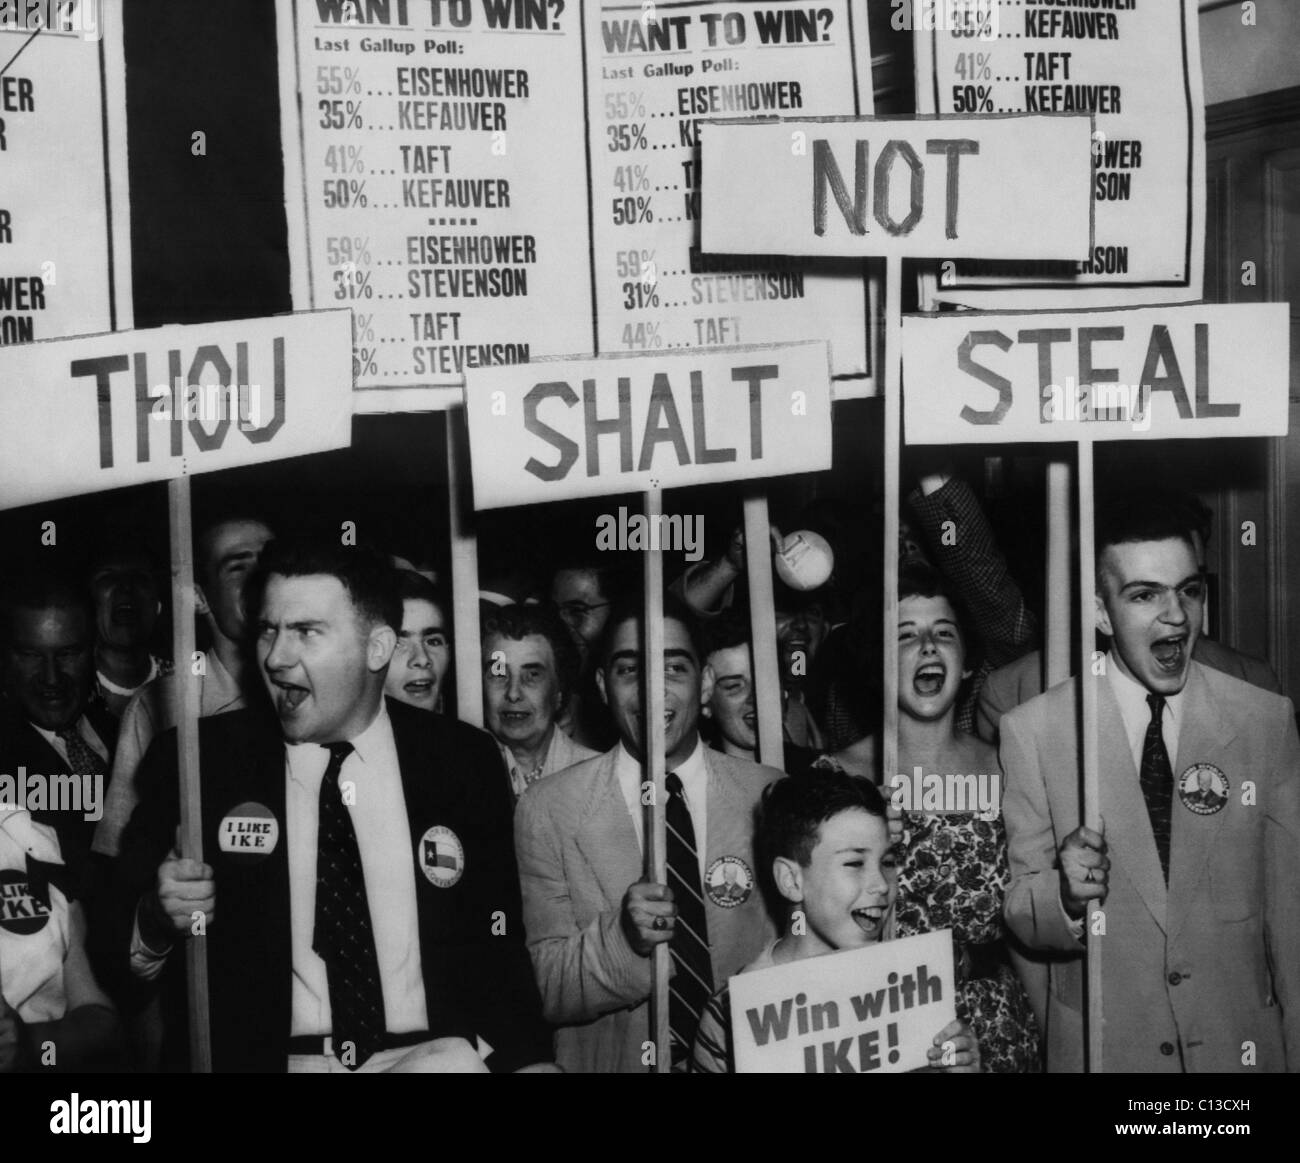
{"left": 0, "top": 471, "right": 1296, "bottom": 1074}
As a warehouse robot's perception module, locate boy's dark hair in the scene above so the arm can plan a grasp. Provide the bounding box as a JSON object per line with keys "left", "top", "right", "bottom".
{"left": 701, "top": 607, "right": 751, "bottom": 660}
{"left": 482, "top": 603, "right": 581, "bottom": 708}
{"left": 1095, "top": 490, "right": 1202, "bottom": 564}
{"left": 597, "top": 590, "right": 707, "bottom": 670}
{"left": 755, "top": 769, "right": 888, "bottom": 879}
{"left": 393, "top": 569, "right": 449, "bottom": 619}
{"left": 249, "top": 538, "right": 401, "bottom": 631}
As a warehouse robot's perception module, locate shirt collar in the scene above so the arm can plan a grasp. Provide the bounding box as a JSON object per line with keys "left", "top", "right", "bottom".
{"left": 285, "top": 700, "right": 391, "bottom": 774}
{"left": 1106, "top": 652, "right": 1184, "bottom": 733}
{"left": 345, "top": 701, "right": 392, "bottom": 767}
{"left": 614, "top": 735, "right": 707, "bottom": 797}
{"left": 31, "top": 714, "right": 88, "bottom": 748}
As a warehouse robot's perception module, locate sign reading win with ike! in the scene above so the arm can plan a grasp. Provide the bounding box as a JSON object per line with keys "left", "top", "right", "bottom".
{"left": 729, "top": 930, "right": 955, "bottom": 1073}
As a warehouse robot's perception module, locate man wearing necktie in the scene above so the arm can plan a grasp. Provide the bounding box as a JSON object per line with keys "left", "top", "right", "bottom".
{"left": 1000, "top": 495, "right": 1300, "bottom": 1072}
{"left": 0, "top": 575, "right": 116, "bottom": 888}
{"left": 516, "top": 592, "right": 784, "bottom": 1072}
{"left": 116, "top": 539, "right": 553, "bottom": 1073}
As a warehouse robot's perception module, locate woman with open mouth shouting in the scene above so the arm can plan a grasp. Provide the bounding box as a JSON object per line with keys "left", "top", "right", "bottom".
{"left": 890, "top": 562, "right": 1040, "bottom": 1073}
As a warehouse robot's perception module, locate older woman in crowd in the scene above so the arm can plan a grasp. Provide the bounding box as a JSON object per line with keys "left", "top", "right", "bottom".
{"left": 482, "top": 604, "right": 597, "bottom": 801}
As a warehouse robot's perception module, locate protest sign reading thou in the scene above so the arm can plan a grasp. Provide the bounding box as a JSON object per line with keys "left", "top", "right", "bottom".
{"left": 730, "top": 930, "right": 956, "bottom": 1073}
{"left": 0, "top": 310, "right": 354, "bottom": 508}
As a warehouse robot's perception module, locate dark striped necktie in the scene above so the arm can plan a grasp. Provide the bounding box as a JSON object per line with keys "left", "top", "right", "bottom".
{"left": 665, "top": 771, "right": 713, "bottom": 1066}
{"left": 1140, "top": 694, "right": 1174, "bottom": 883}
{"left": 312, "top": 741, "right": 385, "bottom": 1070}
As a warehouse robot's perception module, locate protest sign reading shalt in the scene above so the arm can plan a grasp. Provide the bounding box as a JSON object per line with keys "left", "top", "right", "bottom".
{"left": 464, "top": 341, "right": 832, "bottom": 509}
{"left": 730, "top": 930, "right": 956, "bottom": 1073}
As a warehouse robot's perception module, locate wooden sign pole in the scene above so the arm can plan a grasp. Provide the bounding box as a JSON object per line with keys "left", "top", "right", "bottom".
{"left": 1076, "top": 443, "right": 1103, "bottom": 1071}
{"left": 641, "top": 485, "right": 670, "bottom": 1073}
{"left": 882, "top": 258, "right": 902, "bottom": 796}
{"left": 167, "top": 475, "right": 211, "bottom": 1073}
{"left": 446, "top": 407, "right": 484, "bottom": 727}
{"left": 1046, "top": 460, "right": 1073, "bottom": 688}
{"left": 743, "top": 490, "right": 783, "bottom": 768}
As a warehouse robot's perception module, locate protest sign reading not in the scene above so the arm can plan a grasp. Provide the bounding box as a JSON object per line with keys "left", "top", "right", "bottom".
{"left": 701, "top": 115, "right": 1093, "bottom": 260}
{"left": 730, "top": 930, "right": 956, "bottom": 1073}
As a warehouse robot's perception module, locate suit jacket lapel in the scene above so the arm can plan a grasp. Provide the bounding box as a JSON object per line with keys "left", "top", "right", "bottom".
{"left": 1166, "top": 666, "right": 1235, "bottom": 945}
{"left": 574, "top": 751, "right": 642, "bottom": 907}
{"left": 1098, "top": 675, "right": 1167, "bottom": 932}
{"left": 703, "top": 749, "right": 746, "bottom": 860}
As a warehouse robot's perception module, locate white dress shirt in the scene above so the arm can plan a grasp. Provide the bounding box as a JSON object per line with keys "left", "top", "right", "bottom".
{"left": 286, "top": 704, "right": 428, "bottom": 1037}
{"left": 129, "top": 704, "right": 431, "bottom": 1039}
{"left": 615, "top": 736, "right": 710, "bottom": 881}
{"left": 1106, "top": 654, "right": 1184, "bottom": 774}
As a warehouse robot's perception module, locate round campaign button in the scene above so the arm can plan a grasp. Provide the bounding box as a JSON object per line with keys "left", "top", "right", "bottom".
{"left": 217, "top": 801, "right": 280, "bottom": 865}
{"left": 419, "top": 825, "right": 464, "bottom": 888}
{"left": 0, "top": 868, "right": 51, "bottom": 935}
{"left": 705, "top": 855, "right": 754, "bottom": 908}
{"left": 1177, "top": 763, "right": 1230, "bottom": 816}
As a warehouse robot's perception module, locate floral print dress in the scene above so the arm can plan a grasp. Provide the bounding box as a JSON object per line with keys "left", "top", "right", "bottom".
{"left": 895, "top": 811, "right": 1041, "bottom": 1072}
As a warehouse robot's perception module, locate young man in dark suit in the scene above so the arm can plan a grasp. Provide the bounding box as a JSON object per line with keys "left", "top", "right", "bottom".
{"left": 114, "top": 539, "right": 553, "bottom": 1073}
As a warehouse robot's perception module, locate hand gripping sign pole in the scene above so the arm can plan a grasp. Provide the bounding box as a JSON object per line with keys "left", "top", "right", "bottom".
{"left": 902, "top": 301, "right": 1291, "bottom": 1071}
{"left": 1075, "top": 442, "right": 1101, "bottom": 1067}
{"left": 642, "top": 484, "right": 670, "bottom": 1072}
{"left": 464, "top": 344, "right": 834, "bottom": 1072}
{"left": 167, "top": 474, "right": 212, "bottom": 1073}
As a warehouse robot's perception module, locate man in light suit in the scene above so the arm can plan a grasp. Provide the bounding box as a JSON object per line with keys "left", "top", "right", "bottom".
{"left": 1001, "top": 496, "right": 1300, "bottom": 1072}
{"left": 515, "top": 593, "right": 783, "bottom": 1072}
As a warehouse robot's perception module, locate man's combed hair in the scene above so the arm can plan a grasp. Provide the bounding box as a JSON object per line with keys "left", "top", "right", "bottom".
{"left": 250, "top": 538, "right": 401, "bottom": 630}
{"left": 755, "top": 768, "right": 888, "bottom": 874}
{"left": 1096, "top": 490, "right": 1203, "bottom": 559}
{"left": 598, "top": 589, "right": 707, "bottom": 669}
{"left": 482, "top": 603, "right": 581, "bottom": 707}
{"left": 0, "top": 571, "right": 93, "bottom": 645}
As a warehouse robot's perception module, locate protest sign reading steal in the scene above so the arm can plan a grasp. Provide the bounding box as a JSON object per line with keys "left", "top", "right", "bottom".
{"left": 902, "top": 303, "right": 1289, "bottom": 445}
{"left": 730, "top": 930, "right": 955, "bottom": 1073}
